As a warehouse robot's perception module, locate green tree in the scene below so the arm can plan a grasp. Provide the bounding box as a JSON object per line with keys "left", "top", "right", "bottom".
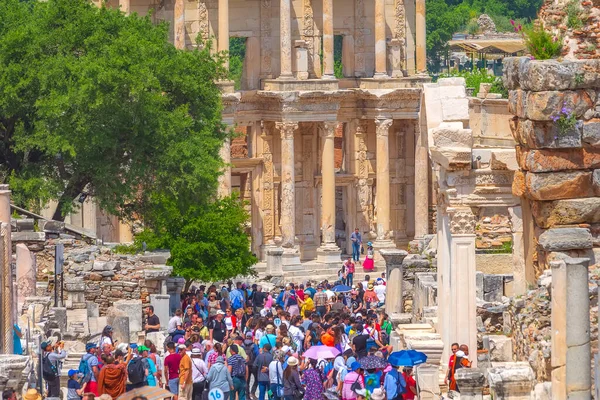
{"left": 0, "top": 0, "right": 227, "bottom": 221}
{"left": 135, "top": 196, "right": 257, "bottom": 291}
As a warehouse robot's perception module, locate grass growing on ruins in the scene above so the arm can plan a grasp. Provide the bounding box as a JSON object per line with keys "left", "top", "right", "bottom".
{"left": 437, "top": 69, "right": 506, "bottom": 98}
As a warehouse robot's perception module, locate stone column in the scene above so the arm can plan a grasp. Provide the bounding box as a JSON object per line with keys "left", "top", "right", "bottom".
{"left": 218, "top": 138, "right": 232, "bottom": 198}
{"left": 414, "top": 120, "right": 429, "bottom": 238}
{"left": 380, "top": 249, "right": 408, "bottom": 316}
{"left": 551, "top": 257, "right": 591, "bottom": 399}
{"left": 415, "top": 0, "right": 426, "bottom": 73}
{"left": 279, "top": 0, "right": 293, "bottom": 79}
{"left": 218, "top": 0, "right": 230, "bottom": 69}
{"left": 16, "top": 244, "right": 36, "bottom": 314}
{"left": 322, "top": 0, "right": 334, "bottom": 78}
{"left": 374, "top": 0, "right": 387, "bottom": 78}
{"left": 119, "top": 0, "right": 130, "bottom": 15}
{"left": 454, "top": 369, "right": 486, "bottom": 400}
{"left": 174, "top": 0, "right": 185, "bottom": 50}
{"left": 0, "top": 185, "right": 13, "bottom": 354}
{"left": 317, "top": 122, "right": 341, "bottom": 263}
{"left": 276, "top": 122, "right": 301, "bottom": 267}
{"left": 509, "top": 206, "right": 526, "bottom": 296}
{"left": 375, "top": 119, "right": 394, "bottom": 246}
{"left": 149, "top": 294, "right": 170, "bottom": 330}
{"left": 448, "top": 209, "right": 478, "bottom": 367}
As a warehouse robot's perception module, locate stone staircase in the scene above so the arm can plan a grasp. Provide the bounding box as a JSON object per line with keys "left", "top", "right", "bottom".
{"left": 254, "top": 259, "right": 386, "bottom": 284}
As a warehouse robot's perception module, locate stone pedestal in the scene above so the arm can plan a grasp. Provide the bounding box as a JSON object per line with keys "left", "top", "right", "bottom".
{"left": 551, "top": 257, "right": 591, "bottom": 399}
{"left": 379, "top": 249, "right": 408, "bottom": 315}
{"left": 281, "top": 248, "right": 302, "bottom": 270}
{"left": 16, "top": 243, "right": 36, "bottom": 313}
{"left": 454, "top": 369, "right": 486, "bottom": 400}
{"left": 108, "top": 315, "right": 130, "bottom": 345}
{"left": 266, "top": 247, "right": 284, "bottom": 275}
{"left": 65, "top": 278, "right": 86, "bottom": 309}
{"left": 150, "top": 294, "right": 170, "bottom": 331}
{"left": 166, "top": 277, "right": 185, "bottom": 316}
{"left": 316, "top": 245, "right": 342, "bottom": 264}
{"left": 388, "top": 38, "right": 405, "bottom": 78}
{"left": 114, "top": 299, "right": 143, "bottom": 338}
{"left": 488, "top": 363, "right": 535, "bottom": 400}
{"left": 293, "top": 40, "right": 309, "bottom": 80}
{"left": 50, "top": 307, "right": 67, "bottom": 333}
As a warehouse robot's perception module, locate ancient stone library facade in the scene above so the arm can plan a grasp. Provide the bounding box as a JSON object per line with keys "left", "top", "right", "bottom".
{"left": 63, "top": 0, "right": 431, "bottom": 262}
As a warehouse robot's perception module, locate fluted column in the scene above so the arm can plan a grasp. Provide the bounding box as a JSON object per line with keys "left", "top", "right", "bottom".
{"left": 416, "top": 0, "right": 426, "bottom": 73}
{"left": 218, "top": 0, "right": 230, "bottom": 69}
{"left": 279, "top": 0, "right": 293, "bottom": 79}
{"left": 374, "top": 0, "right": 387, "bottom": 78}
{"left": 322, "top": 0, "right": 335, "bottom": 78}
{"left": 375, "top": 119, "right": 393, "bottom": 243}
{"left": 277, "top": 122, "right": 298, "bottom": 248}
{"left": 174, "top": 0, "right": 185, "bottom": 49}
{"left": 317, "top": 122, "right": 341, "bottom": 262}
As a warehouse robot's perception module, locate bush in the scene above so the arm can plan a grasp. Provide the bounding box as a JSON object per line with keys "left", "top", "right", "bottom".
{"left": 438, "top": 69, "right": 506, "bottom": 98}
{"left": 566, "top": 0, "right": 584, "bottom": 30}
{"left": 518, "top": 22, "right": 562, "bottom": 60}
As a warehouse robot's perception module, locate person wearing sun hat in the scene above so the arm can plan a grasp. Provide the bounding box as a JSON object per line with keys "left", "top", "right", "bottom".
{"left": 282, "top": 357, "right": 302, "bottom": 400}
{"left": 81, "top": 342, "right": 100, "bottom": 395}
{"left": 342, "top": 361, "right": 364, "bottom": 400}
{"left": 41, "top": 339, "right": 67, "bottom": 397}
{"left": 67, "top": 369, "right": 84, "bottom": 400}
{"left": 22, "top": 389, "right": 42, "bottom": 400}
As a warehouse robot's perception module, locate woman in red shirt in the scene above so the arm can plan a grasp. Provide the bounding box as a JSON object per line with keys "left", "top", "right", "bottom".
{"left": 402, "top": 367, "right": 417, "bottom": 400}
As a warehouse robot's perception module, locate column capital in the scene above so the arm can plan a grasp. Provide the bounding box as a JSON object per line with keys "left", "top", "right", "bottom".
{"left": 276, "top": 121, "right": 299, "bottom": 139}
{"left": 320, "top": 121, "right": 338, "bottom": 138}
{"left": 449, "top": 207, "right": 476, "bottom": 235}
{"left": 355, "top": 120, "right": 368, "bottom": 136}
{"left": 375, "top": 118, "right": 393, "bottom": 137}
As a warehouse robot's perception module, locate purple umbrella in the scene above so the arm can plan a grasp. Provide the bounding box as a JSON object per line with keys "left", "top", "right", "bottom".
{"left": 303, "top": 345, "right": 341, "bottom": 360}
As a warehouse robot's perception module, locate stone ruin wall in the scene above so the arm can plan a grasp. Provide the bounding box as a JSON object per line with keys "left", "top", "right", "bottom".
{"left": 504, "top": 56, "right": 600, "bottom": 396}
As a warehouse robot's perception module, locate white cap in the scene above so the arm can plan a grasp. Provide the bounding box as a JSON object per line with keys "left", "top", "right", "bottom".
{"left": 456, "top": 350, "right": 466, "bottom": 358}
{"left": 281, "top": 345, "right": 291, "bottom": 353}
{"left": 217, "top": 310, "right": 225, "bottom": 315}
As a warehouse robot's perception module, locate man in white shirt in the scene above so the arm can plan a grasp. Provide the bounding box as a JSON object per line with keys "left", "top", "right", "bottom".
{"left": 168, "top": 309, "right": 184, "bottom": 334}
{"left": 324, "top": 284, "right": 336, "bottom": 301}
{"left": 362, "top": 274, "right": 371, "bottom": 291}
{"left": 374, "top": 280, "right": 386, "bottom": 305}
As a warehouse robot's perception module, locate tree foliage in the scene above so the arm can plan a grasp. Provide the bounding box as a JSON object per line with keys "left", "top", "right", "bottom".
{"left": 133, "top": 196, "right": 258, "bottom": 291}
{"left": 0, "top": 0, "right": 227, "bottom": 221}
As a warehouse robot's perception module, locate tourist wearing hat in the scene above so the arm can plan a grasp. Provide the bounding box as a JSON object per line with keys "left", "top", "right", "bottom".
{"left": 178, "top": 343, "right": 194, "bottom": 400}
{"left": 41, "top": 339, "right": 67, "bottom": 397}
{"left": 138, "top": 345, "right": 158, "bottom": 387}
{"left": 370, "top": 388, "right": 385, "bottom": 400}
{"left": 210, "top": 310, "right": 228, "bottom": 344}
{"left": 67, "top": 369, "right": 84, "bottom": 400}
{"left": 80, "top": 342, "right": 100, "bottom": 395}
{"left": 283, "top": 286, "right": 300, "bottom": 317}
{"left": 282, "top": 357, "right": 303, "bottom": 400}
{"left": 363, "top": 284, "right": 378, "bottom": 310}
{"left": 191, "top": 347, "right": 209, "bottom": 400}
{"left": 206, "top": 356, "right": 234, "bottom": 400}
{"left": 23, "top": 389, "right": 41, "bottom": 400}
{"left": 342, "top": 362, "right": 364, "bottom": 400}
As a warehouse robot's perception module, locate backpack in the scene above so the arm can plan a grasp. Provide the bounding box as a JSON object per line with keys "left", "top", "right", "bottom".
{"left": 232, "top": 291, "right": 244, "bottom": 310}
{"left": 78, "top": 354, "right": 94, "bottom": 383}
{"left": 243, "top": 342, "right": 258, "bottom": 365}
{"left": 392, "top": 370, "right": 406, "bottom": 395}
{"left": 127, "top": 357, "right": 146, "bottom": 384}
{"left": 42, "top": 354, "right": 58, "bottom": 380}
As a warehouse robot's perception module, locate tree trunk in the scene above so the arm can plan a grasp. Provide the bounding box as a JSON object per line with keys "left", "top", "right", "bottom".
{"left": 51, "top": 180, "right": 88, "bottom": 221}
{"left": 183, "top": 279, "right": 193, "bottom": 294}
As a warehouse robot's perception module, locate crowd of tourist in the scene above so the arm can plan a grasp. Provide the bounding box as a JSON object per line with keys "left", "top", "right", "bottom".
{"left": 38, "top": 274, "right": 437, "bottom": 400}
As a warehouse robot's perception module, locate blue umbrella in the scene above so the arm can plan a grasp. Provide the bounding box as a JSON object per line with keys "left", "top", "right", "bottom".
{"left": 388, "top": 350, "right": 428, "bottom": 367}
{"left": 332, "top": 284, "right": 352, "bottom": 292}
